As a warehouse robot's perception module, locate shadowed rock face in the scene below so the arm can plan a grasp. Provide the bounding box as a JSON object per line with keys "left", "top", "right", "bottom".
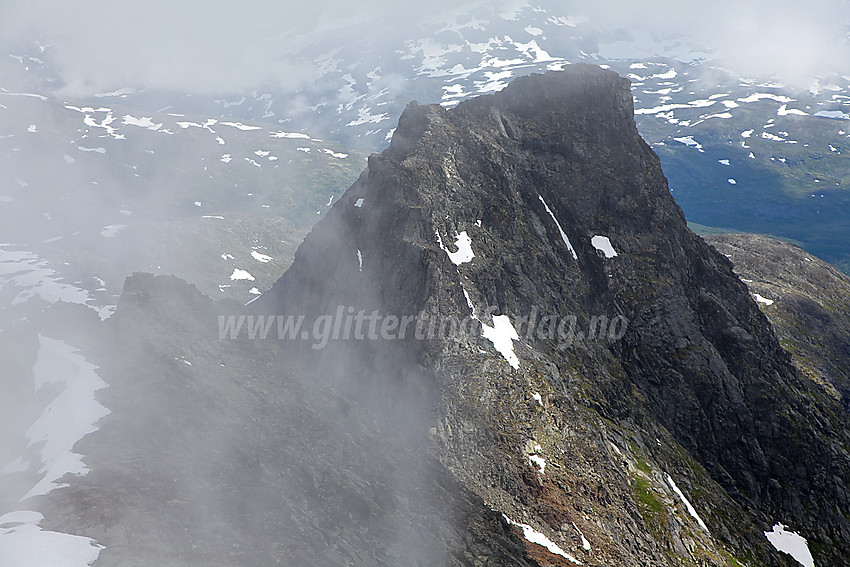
{"left": 261, "top": 65, "right": 850, "bottom": 564}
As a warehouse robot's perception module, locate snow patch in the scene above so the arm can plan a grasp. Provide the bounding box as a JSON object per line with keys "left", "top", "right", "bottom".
{"left": 0, "top": 510, "right": 104, "bottom": 567}
{"left": 814, "top": 110, "right": 849, "bottom": 120}
{"left": 437, "top": 231, "right": 475, "bottom": 265}
{"left": 270, "top": 131, "right": 311, "bottom": 139}
{"left": 674, "top": 136, "right": 704, "bottom": 151}
{"left": 221, "top": 121, "right": 262, "bottom": 131}
{"left": 764, "top": 524, "right": 814, "bottom": 567}
{"left": 230, "top": 269, "right": 255, "bottom": 281}
{"left": 777, "top": 104, "right": 809, "bottom": 116}
{"left": 481, "top": 315, "right": 519, "bottom": 369}
{"left": 16, "top": 337, "right": 110, "bottom": 499}
{"left": 528, "top": 454, "right": 546, "bottom": 474}
{"left": 737, "top": 93, "right": 793, "bottom": 104}
{"left": 250, "top": 251, "right": 273, "bottom": 263}
{"left": 591, "top": 235, "right": 618, "bottom": 258}
{"left": 321, "top": 148, "right": 348, "bottom": 159}
{"left": 121, "top": 114, "right": 161, "bottom": 130}
{"left": 753, "top": 293, "right": 775, "bottom": 306}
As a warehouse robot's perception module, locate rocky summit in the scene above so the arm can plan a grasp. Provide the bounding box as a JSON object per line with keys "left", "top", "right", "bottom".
{"left": 258, "top": 64, "right": 850, "bottom": 565}
{"left": 23, "top": 65, "right": 850, "bottom": 567}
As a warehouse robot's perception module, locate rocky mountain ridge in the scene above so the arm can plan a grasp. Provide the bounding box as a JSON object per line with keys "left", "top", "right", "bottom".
{"left": 4, "top": 64, "right": 849, "bottom": 567}
{"left": 259, "top": 64, "right": 850, "bottom": 565}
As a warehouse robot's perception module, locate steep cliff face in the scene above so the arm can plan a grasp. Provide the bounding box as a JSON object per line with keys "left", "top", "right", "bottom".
{"left": 260, "top": 65, "right": 850, "bottom": 565}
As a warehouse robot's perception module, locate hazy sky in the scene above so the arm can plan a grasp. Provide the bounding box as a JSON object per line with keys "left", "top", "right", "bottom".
{"left": 2, "top": 0, "right": 848, "bottom": 96}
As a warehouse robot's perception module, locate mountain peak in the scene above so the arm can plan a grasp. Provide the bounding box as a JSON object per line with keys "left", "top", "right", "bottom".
{"left": 258, "top": 66, "right": 850, "bottom": 565}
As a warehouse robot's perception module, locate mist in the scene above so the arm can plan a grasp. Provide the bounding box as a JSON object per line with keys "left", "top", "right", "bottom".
{"left": 2, "top": 1, "right": 850, "bottom": 564}
{"left": 3, "top": 0, "right": 848, "bottom": 98}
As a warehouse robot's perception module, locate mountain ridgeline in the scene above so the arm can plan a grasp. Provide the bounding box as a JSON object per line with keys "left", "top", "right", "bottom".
{"left": 257, "top": 65, "right": 850, "bottom": 565}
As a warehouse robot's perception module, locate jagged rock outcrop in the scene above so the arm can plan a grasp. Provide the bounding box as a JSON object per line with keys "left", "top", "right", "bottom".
{"left": 259, "top": 65, "right": 850, "bottom": 565}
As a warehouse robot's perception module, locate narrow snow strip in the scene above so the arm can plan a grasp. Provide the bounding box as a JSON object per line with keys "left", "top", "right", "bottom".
{"left": 538, "top": 195, "right": 577, "bottom": 259}
{"left": 21, "top": 337, "right": 110, "bottom": 499}
{"left": 0, "top": 510, "right": 104, "bottom": 567}
{"left": 591, "top": 235, "right": 618, "bottom": 258}
{"left": 572, "top": 522, "right": 591, "bottom": 551}
{"left": 764, "top": 523, "right": 814, "bottom": 567}
{"left": 737, "top": 93, "right": 793, "bottom": 104}
{"left": 502, "top": 515, "right": 582, "bottom": 565}
{"left": 481, "top": 315, "right": 519, "bottom": 369}
{"left": 221, "top": 121, "right": 262, "bottom": 131}
{"left": 270, "top": 131, "right": 310, "bottom": 139}
{"left": 666, "top": 474, "right": 709, "bottom": 532}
